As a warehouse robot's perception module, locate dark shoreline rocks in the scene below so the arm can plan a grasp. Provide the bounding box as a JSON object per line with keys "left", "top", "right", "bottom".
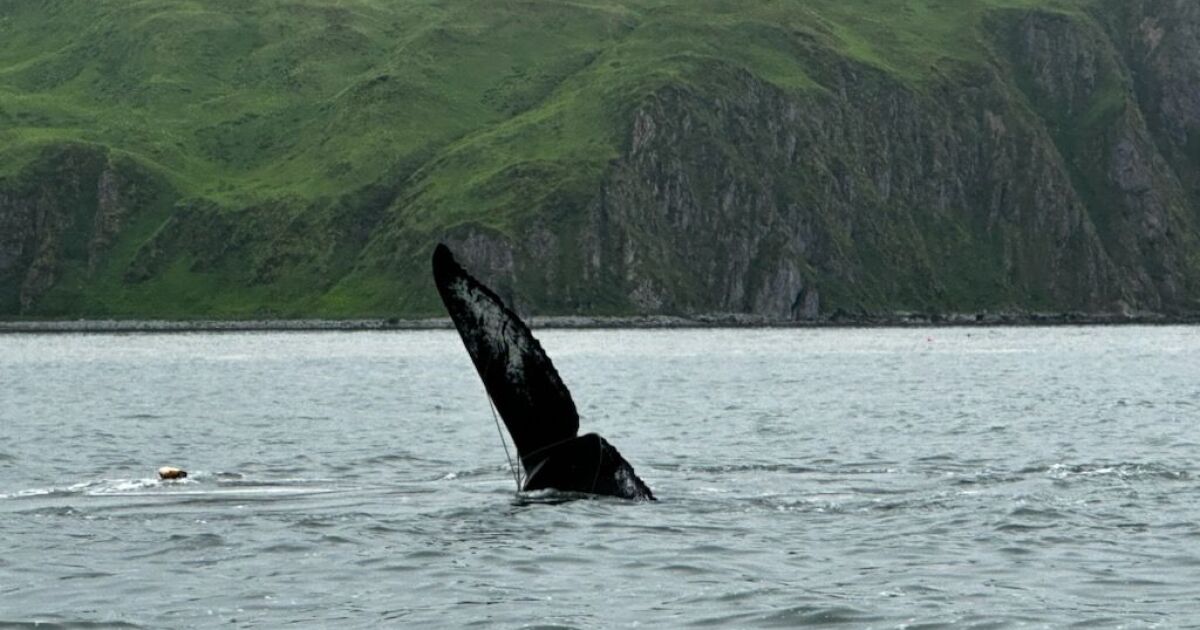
{"left": 1, "top": 311, "right": 1197, "bottom": 334}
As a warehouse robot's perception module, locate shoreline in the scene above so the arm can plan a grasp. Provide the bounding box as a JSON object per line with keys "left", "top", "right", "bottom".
{"left": 1, "top": 312, "right": 1198, "bottom": 334}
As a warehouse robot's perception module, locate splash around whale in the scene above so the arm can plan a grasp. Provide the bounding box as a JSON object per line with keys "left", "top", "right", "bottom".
{"left": 432, "top": 244, "right": 655, "bottom": 501}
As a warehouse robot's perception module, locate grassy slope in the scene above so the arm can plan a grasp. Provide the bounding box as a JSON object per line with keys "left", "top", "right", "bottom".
{"left": 0, "top": 0, "right": 1103, "bottom": 318}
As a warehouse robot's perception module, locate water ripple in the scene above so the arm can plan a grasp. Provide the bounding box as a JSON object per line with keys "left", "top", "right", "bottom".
{"left": 3, "top": 328, "right": 1199, "bottom": 627}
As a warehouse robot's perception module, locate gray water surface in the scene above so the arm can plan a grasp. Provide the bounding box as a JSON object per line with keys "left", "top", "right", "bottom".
{"left": 1, "top": 327, "right": 1198, "bottom": 628}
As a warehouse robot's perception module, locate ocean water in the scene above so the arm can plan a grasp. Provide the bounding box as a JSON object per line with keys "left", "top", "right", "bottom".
{"left": 1, "top": 327, "right": 1198, "bottom": 628}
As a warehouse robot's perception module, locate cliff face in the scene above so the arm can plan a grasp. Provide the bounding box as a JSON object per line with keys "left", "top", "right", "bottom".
{"left": 1115, "top": 0, "right": 1200, "bottom": 176}
{"left": 0, "top": 145, "right": 168, "bottom": 314}
{"left": 1, "top": 0, "right": 1198, "bottom": 319}
{"left": 999, "top": 4, "right": 1200, "bottom": 313}
{"left": 575, "top": 64, "right": 1117, "bottom": 318}
{"left": 451, "top": 1, "right": 1200, "bottom": 319}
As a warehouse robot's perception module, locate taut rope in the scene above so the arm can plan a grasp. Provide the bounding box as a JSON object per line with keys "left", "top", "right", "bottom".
{"left": 486, "top": 394, "right": 521, "bottom": 492}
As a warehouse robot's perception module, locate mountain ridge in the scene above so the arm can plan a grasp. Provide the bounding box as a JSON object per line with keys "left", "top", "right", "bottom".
{"left": 2, "top": 0, "right": 1197, "bottom": 319}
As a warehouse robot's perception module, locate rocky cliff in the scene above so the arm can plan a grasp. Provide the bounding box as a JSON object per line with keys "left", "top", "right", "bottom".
{"left": 0, "top": 145, "right": 170, "bottom": 314}
{"left": 427, "top": 0, "right": 1200, "bottom": 320}
{"left": 1, "top": 0, "right": 1197, "bottom": 319}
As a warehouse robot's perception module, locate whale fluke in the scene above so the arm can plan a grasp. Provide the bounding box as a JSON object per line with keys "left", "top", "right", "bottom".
{"left": 432, "top": 244, "right": 654, "bottom": 501}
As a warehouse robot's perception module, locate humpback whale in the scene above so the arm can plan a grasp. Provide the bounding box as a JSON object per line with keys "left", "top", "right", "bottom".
{"left": 432, "top": 244, "right": 655, "bottom": 501}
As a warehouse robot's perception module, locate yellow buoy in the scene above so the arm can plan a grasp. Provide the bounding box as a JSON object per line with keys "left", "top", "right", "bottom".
{"left": 157, "top": 466, "right": 188, "bottom": 480}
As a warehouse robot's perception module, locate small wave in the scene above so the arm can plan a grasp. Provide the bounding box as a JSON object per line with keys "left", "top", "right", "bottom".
{"left": 756, "top": 605, "right": 882, "bottom": 627}
{"left": 0, "top": 619, "right": 145, "bottom": 629}
{"left": 352, "top": 453, "right": 416, "bottom": 466}
{"left": 215, "top": 476, "right": 334, "bottom": 487}
{"left": 429, "top": 465, "right": 515, "bottom": 482}
{"left": 513, "top": 488, "right": 595, "bottom": 505}
{"left": 1043, "top": 462, "right": 1189, "bottom": 481}
{"left": 1008, "top": 505, "right": 1065, "bottom": 519}
{"left": 946, "top": 470, "right": 1024, "bottom": 486}
{"left": 0, "top": 487, "right": 63, "bottom": 500}
{"left": 661, "top": 463, "right": 818, "bottom": 475}
{"left": 258, "top": 542, "right": 312, "bottom": 553}
{"left": 997, "top": 506, "right": 1071, "bottom": 532}
{"left": 1, "top": 473, "right": 345, "bottom": 502}
{"left": 510, "top": 488, "right": 640, "bottom": 506}
{"left": 88, "top": 478, "right": 185, "bottom": 494}
{"left": 166, "top": 532, "right": 226, "bottom": 550}
{"left": 15, "top": 506, "right": 84, "bottom": 517}
{"left": 58, "top": 570, "right": 116, "bottom": 581}
{"left": 120, "top": 487, "right": 336, "bottom": 498}
{"left": 745, "top": 493, "right": 862, "bottom": 514}
{"left": 0, "top": 477, "right": 180, "bottom": 500}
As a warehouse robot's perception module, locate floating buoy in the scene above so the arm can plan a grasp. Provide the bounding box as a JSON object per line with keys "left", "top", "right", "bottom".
{"left": 158, "top": 466, "right": 188, "bottom": 480}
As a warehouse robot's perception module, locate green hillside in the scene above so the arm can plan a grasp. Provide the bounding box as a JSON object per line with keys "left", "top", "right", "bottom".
{"left": 2, "top": 0, "right": 1198, "bottom": 319}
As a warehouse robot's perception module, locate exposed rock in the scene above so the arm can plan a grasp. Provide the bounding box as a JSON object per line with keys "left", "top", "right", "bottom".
{"left": 0, "top": 145, "right": 161, "bottom": 313}
{"left": 475, "top": 2, "right": 1200, "bottom": 319}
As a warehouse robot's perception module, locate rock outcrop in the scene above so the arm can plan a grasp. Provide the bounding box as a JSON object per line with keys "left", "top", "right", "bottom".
{"left": 442, "top": 1, "right": 1200, "bottom": 319}
{"left": 0, "top": 145, "right": 165, "bottom": 313}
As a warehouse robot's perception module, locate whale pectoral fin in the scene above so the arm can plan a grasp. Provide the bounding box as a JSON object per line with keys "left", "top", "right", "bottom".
{"left": 432, "top": 244, "right": 579, "bottom": 464}
{"left": 523, "top": 433, "right": 655, "bottom": 501}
